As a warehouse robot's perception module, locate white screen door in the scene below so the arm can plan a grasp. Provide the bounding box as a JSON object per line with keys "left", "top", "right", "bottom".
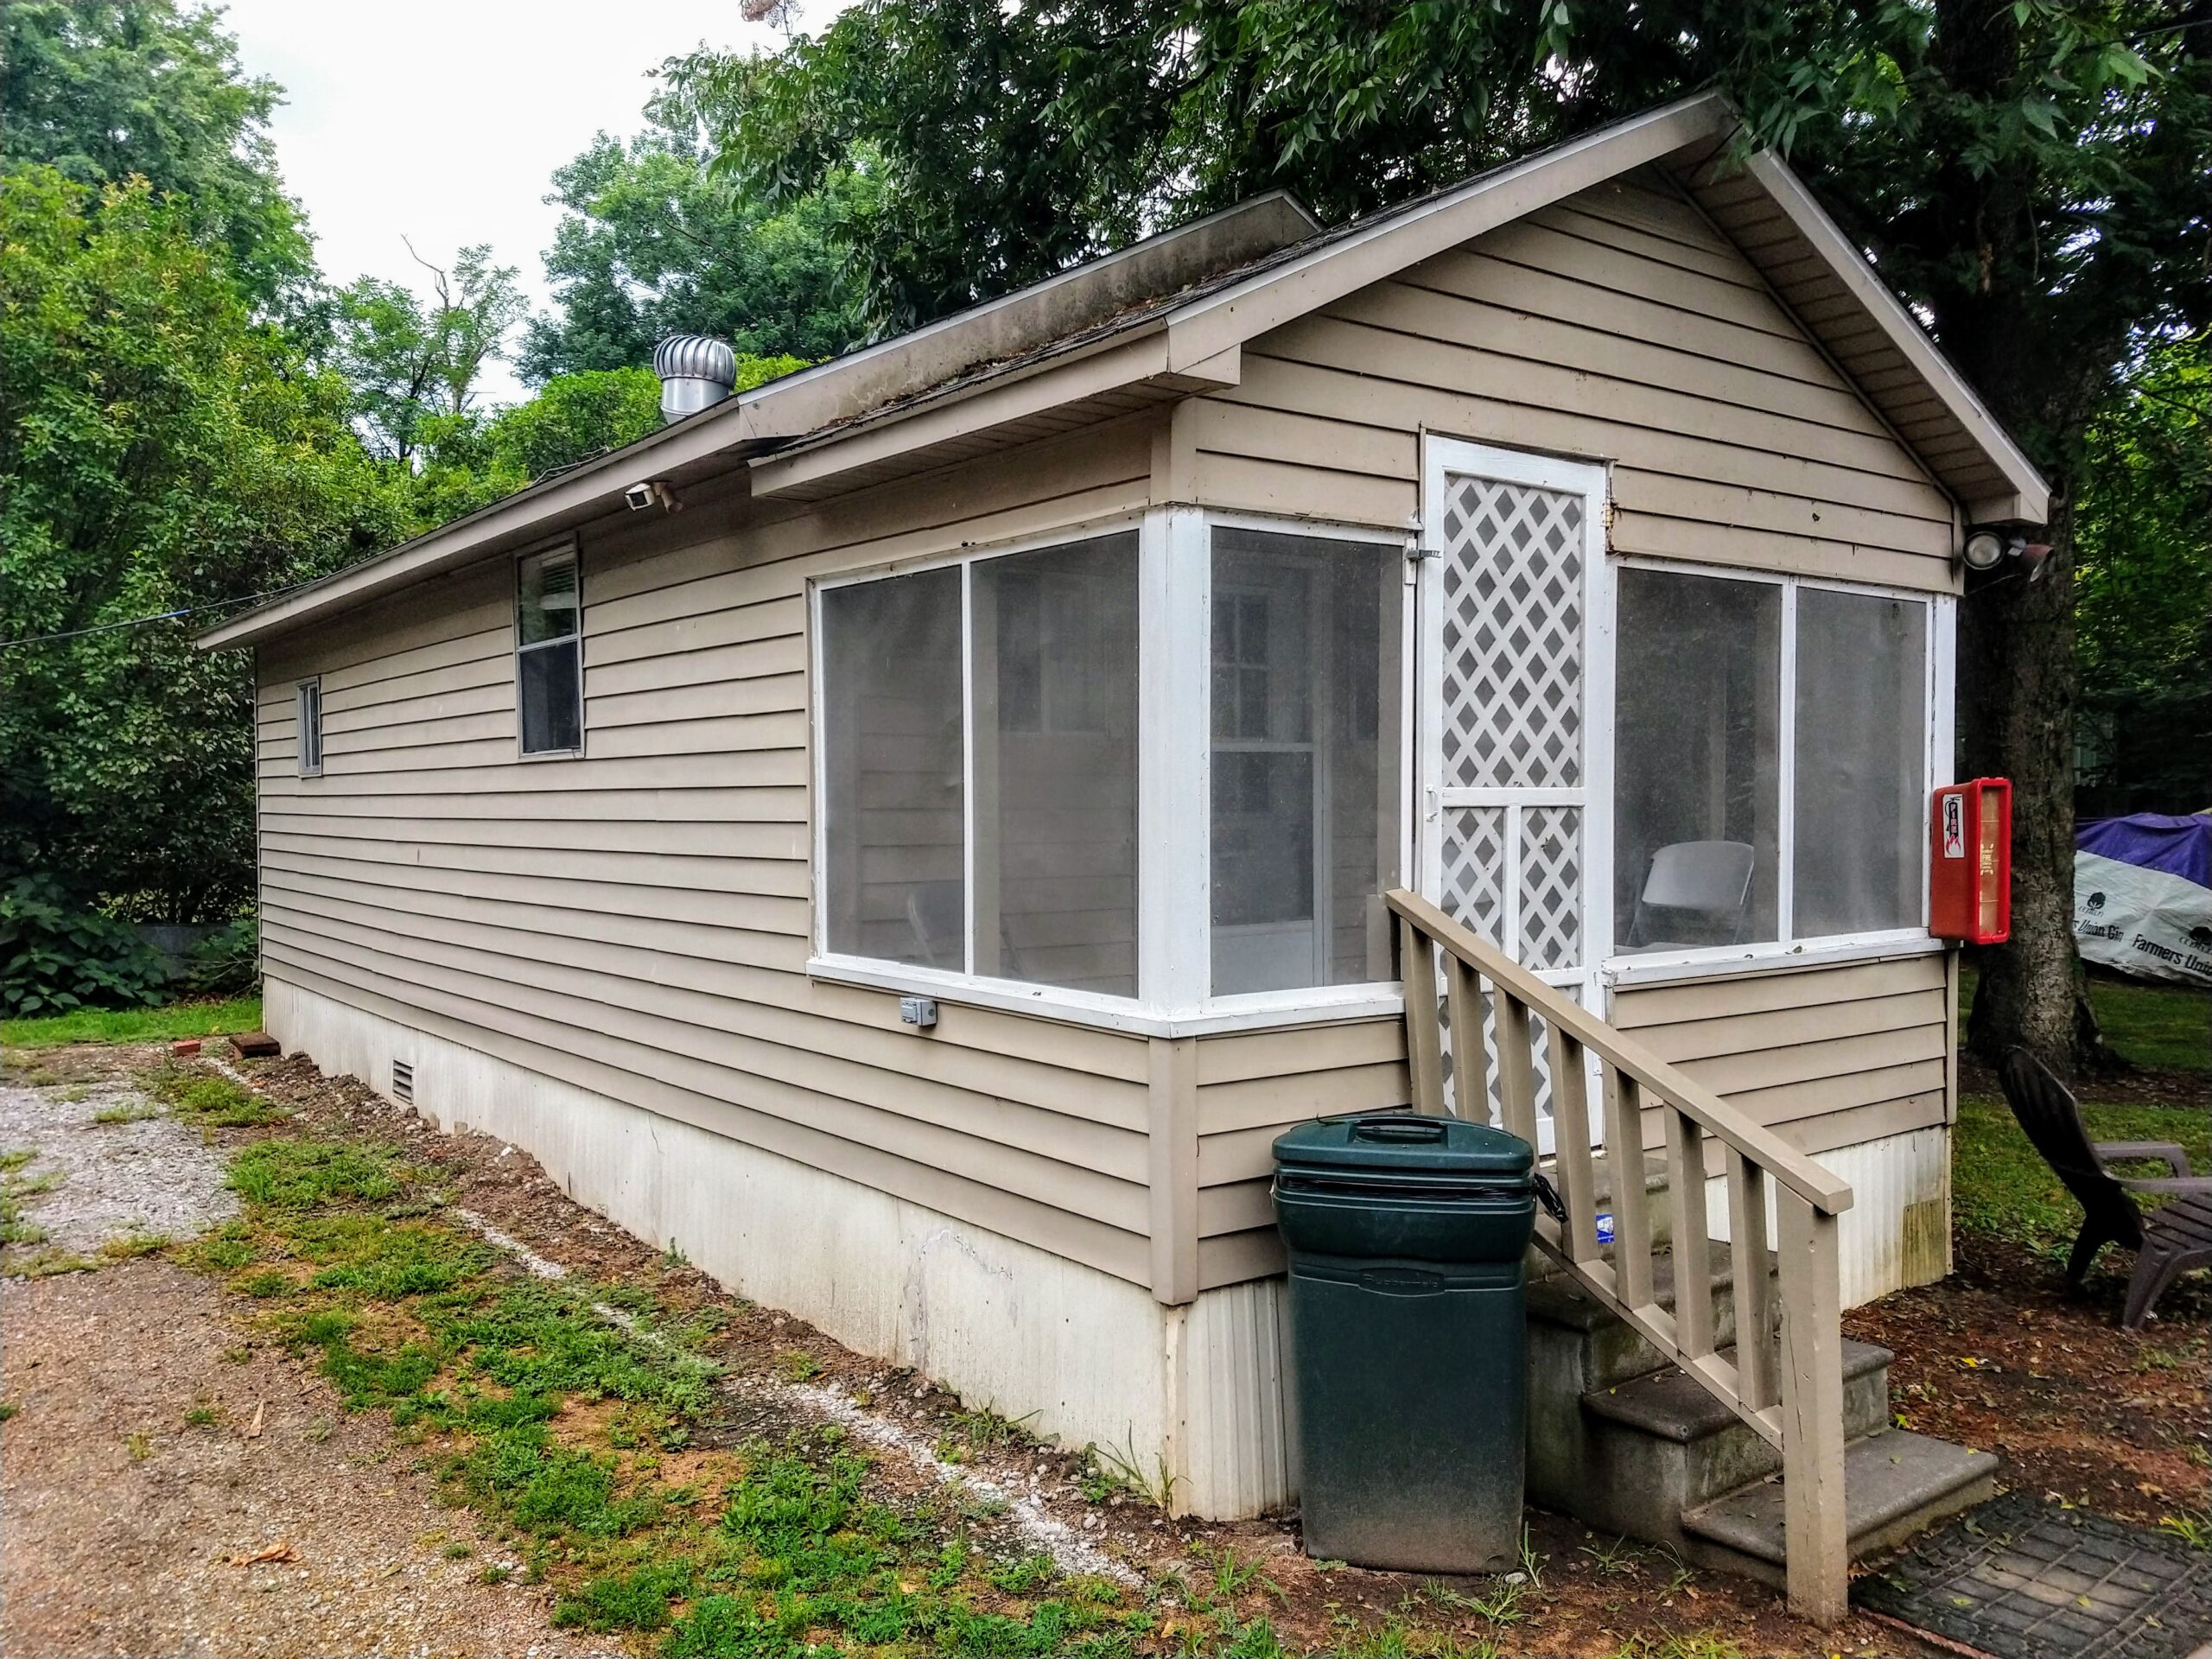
{"left": 1417, "top": 439, "right": 1612, "bottom": 1147}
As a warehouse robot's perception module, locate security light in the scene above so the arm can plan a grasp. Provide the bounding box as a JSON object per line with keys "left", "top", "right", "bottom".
{"left": 1961, "top": 529, "right": 2008, "bottom": 570}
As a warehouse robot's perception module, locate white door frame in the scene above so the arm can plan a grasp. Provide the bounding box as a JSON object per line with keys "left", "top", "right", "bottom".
{"left": 1417, "top": 437, "right": 1615, "bottom": 1142}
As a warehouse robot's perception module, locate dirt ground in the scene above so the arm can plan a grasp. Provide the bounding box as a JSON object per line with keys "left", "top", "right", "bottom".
{"left": 5, "top": 1039, "right": 1948, "bottom": 1656}
{"left": 1848, "top": 1230, "right": 2212, "bottom": 1532}
{"left": 3, "top": 1257, "right": 619, "bottom": 1659}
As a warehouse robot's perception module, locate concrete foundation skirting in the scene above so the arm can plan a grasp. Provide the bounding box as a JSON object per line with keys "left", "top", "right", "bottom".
{"left": 264, "top": 978, "right": 1292, "bottom": 1521}
{"left": 1701, "top": 1125, "right": 1954, "bottom": 1309}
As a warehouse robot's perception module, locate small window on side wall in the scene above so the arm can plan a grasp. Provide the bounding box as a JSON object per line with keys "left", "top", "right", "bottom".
{"left": 296, "top": 678, "right": 323, "bottom": 777}
{"left": 517, "top": 546, "right": 583, "bottom": 755}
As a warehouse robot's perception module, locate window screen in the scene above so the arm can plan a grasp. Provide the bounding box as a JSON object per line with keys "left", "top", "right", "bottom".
{"left": 820, "top": 568, "right": 965, "bottom": 968}
{"left": 1210, "top": 528, "right": 1402, "bottom": 995}
{"left": 973, "top": 535, "right": 1139, "bottom": 995}
{"left": 517, "top": 547, "right": 583, "bottom": 754}
{"left": 1793, "top": 589, "right": 1927, "bottom": 936}
{"left": 296, "top": 679, "right": 322, "bottom": 776}
{"left": 1614, "top": 568, "right": 1782, "bottom": 953}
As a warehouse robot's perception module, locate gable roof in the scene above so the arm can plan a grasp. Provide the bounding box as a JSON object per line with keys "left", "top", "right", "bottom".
{"left": 202, "top": 92, "right": 2045, "bottom": 652}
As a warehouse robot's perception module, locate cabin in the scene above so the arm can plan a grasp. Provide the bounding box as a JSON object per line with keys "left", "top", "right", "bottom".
{"left": 201, "top": 95, "right": 2049, "bottom": 1621}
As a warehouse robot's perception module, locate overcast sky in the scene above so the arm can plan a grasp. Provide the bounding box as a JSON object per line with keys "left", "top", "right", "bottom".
{"left": 221, "top": 2, "right": 846, "bottom": 405}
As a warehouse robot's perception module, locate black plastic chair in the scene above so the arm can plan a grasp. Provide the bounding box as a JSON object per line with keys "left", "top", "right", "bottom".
{"left": 1996, "top": 1046, "right": 2212, "bottom": 1327}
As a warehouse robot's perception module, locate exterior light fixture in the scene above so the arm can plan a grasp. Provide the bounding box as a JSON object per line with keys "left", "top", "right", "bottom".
{"left": 1961, "top": 529, "right": 2008, "bottom": 570}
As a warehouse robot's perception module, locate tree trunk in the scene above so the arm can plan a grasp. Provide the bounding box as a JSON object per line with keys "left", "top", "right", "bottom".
{"left": 1957, "top": 492, "right": 2109, "bottom": 1077}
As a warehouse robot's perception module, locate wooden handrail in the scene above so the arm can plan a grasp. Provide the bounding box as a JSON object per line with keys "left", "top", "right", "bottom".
{"left": 1386, "top": 887, "right": 1851, "bottom": 1625}
{"left": 1386, "top": 890, "right": 1852, "bottom": 1213}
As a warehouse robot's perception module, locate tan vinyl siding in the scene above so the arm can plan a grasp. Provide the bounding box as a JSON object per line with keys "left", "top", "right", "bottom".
{"left": 257, "top": 416, "right": 1160, "bottom": 1287}
{"left": 1190, "top": 1016, "right": 1411, "bottom": 1289}
{"left": 1610, "top": 954, "right": 1951, "bottom": 1153}
{"left": 1181, "top": 175, "right": 1961, "bottom": 595}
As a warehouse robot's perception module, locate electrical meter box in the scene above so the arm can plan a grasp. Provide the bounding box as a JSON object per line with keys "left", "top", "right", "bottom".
{"left": 1931, "top": 778, "right": 2011, "bottom": 944}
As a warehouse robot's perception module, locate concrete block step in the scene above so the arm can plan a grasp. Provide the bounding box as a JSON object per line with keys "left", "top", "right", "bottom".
{"left": 1539, "top": 1338, "right": 1892, "bottom": 1541}
{"left": 1678, "top": 1428, "right": 2000, "bottom": 1590}
{"left": 1528, "top": 1243, "right": 1775, "bottom": 1395}
{"left": 1583, "top": 1336, "right": 1892, "bottom": 1446}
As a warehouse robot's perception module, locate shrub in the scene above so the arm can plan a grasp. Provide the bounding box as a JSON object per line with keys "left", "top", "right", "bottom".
{"left": 0, "top": 874, "right": 168, "bottom": 1018}
{"left": 186, "top": 913, "right": 259, "bottom": 998}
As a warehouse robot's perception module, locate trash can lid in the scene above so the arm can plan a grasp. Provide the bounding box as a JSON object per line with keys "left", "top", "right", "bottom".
{"left": 1272, "top": 1113, "right": 1533, "bottom": 1179}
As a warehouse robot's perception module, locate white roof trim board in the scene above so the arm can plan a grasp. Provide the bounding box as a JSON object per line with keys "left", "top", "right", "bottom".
{"left": 201, "top": 92, "right": 2045, "bottom": 652}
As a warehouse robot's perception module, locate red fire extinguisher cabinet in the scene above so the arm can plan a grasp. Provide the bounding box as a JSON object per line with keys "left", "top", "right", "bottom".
{"left": 1930, "top": 778, "right": 2011, "bottom": 944}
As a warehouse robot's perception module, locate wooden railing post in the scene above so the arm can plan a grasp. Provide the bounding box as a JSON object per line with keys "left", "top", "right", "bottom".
{"left": 1399, "top": 915, "right": 1445, "bottom": 1115}
{"left": 1383, "top": 888, "right": 1853, "bottom": 1621}
{"left": 1778, "top": 1191, "right": 1848, "bottom": 1625}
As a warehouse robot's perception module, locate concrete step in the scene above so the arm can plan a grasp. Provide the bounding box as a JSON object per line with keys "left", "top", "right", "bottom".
{"left": 1528, "top": 1243, "right": 1770, "bottom": 1395}
{"left": 1678, "top": 1428, "right": 2001, "bottom": 1589}
{"left": 1529, "top": 1337, "right": 1891, "bottom": 1548}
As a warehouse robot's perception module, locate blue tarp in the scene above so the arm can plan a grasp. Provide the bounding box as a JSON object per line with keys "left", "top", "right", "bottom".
{"left": 2075, "top": 812, "right": 2212, "bottom": 985}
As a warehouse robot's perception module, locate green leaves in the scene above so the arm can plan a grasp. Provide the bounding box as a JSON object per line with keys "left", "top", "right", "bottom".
{"left": 0, "top": 874, "right": 167, "bottom": 1018}
{"left": 1, "top": 168, "right": 407, "bottom": 925}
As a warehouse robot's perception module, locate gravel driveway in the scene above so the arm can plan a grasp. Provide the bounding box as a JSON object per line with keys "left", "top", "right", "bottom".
{"left": 0, "top": 1065, "right": 235, "bottom": 1263}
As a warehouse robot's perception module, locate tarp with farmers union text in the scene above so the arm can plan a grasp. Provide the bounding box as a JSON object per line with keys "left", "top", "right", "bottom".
{"left": 2074, "top": 812, "right": 2212, "bottom": 986}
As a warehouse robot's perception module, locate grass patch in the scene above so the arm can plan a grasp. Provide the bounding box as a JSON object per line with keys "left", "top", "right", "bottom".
{"left": 143, "top": 1067, "right": 289, "bottom": 1128}
{"left": 92, "top": 1100, "right": 159, "bottom": 1125}
{"left": 177, "top": 1123, "right": 1265, "bottom": 1659}
{"left": 1956, "top": 1093, "right": 2212, "bottom": 1256}
{"left": 2, "top": 996, "right": 263, "bottom": 1049}
{"left": 0, "top": 1154, "right": 58, "bottom": 1248}
{"left": 228, "top": 1138, "right": 405, "bottom": 1209}
{"left": 1961, "top": 968, "right": 2209, "bottom": 1073}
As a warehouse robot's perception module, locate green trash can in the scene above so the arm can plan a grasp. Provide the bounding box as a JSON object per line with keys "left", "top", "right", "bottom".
{"left": 1272, "top": 1111, "right": 1536, "bottom": 1573}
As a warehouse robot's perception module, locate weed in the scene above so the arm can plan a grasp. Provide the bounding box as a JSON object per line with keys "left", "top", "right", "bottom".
{"left": 0, "top": 1154, "right": 60, "bottom": 1248}
{"left": 1191, "top": 1541, "right": 1276, "bottom": 1605}
{"left": 0, "top": 1402, "right": 16, "bottom": 1422}
{"left": 1089, "top": 1433, "right": 1179, "bottom": 1511}
{"left": 92, "top": 1100, "right": 157, "bottom": 1125}
{"left": 553, "top": 1558, "right": 695, "bottom": 1632}
{"left": 989, "top": 1553, "right": 1058, "bottom": 1595}
{"left": 442, "top": 1541, "right": 474, "bottom": 1559}
{"left": 954, "top": 1402, "right": 1041, "bottom": 1453}
{"left": 99, "top": 1231, "right": 168, "bottom": 1261}
{"left": 774, "top": 1348, "right": 823, "bottom": 1383}
{"left": 2159, "top": 1506, "right": 2212, "bottom": 1550}
{"left": 228, "top": 1138, "right": 406, "bottom": 1209}
{"left": 11, "top": 1249, "right": 97, "bottom": 1277}
{"left": 145, "top": 1070, "right": 289, "bottom": 1129}
{"left": 659, "top": 1239, "right": 689, "bottom": 1269}
{"left": 1421, "top": 1577, "right": 1531, "bottom": 1626}
{"left": 219, "top": 1344, "right": 251, "bottom": 1364}
{"left": 1579, "top": 1534, "right": 1642, "bottom": 1576}
{"left": 1610, "top": 1634, "right": 1745, "bottom": 1659}
{"left": 479, "top": 1563, "right": 511, "bottom": 1584}
{"left": 126, "top": 1431, "right": 151, "bottom": 1461}
{"left": 183, "top": 1407, "right": 219, "bottom": 1427}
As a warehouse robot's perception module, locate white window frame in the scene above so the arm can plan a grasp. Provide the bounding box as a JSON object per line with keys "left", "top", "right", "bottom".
{"left": 515, "top": 537, "right": 585, "bottom": 760}
{"left": 1601, "top": 556, "right": 1954, "bottom": 988}
{"left": 296, "top": 677, "right": 322, "bottom": 778}
{"left": 804, "top": 506, "right": 1415, "bottom": 1037}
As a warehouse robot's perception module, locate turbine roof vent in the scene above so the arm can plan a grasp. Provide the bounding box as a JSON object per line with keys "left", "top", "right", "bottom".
{"left": 653, "top": 334, "right": 738, "bottom": 424}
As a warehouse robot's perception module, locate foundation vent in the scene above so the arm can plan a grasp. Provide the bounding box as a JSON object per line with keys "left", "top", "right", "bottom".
{"left": 391, "top": 1058, "right": 415, "bottom": 1104}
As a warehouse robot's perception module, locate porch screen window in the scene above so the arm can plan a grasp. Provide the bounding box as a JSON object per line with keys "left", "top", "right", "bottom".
{"left": 1210, "top": 528, "right": 1402, "bottom": 996}
{"left": 1613, "top": 567, "right": 1930, "bottom": 955}
{"left": 1793, "top": 590, "right": 1927, "bottom": 936}
{"left": 819, "top": 534, "right": 1140, "bottom": 996}
{"left": 517, "top": 547, "right": 583, "bottom": 755}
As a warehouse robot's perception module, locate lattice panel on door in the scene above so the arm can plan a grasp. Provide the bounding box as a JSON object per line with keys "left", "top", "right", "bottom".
{"left": 1520, "top": 805, "right": 1584, "bottom": 971}
{"left": 1434, "top": 981, "right": 1556, "bottom": 1128}
{"left": 1438, "top": 808, "right": 1507, "bottom": 949}
{"left": 1439, "top": 477, "right": 1585, "bottom": 791}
